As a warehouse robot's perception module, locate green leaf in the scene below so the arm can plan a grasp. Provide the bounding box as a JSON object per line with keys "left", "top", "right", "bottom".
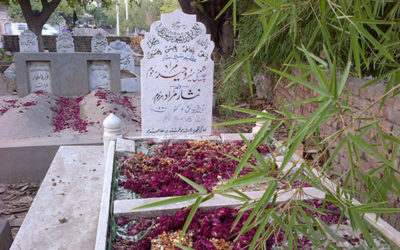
{"left": 132, "top": 193, "right": 200, "bottom": 210}
{"left": 174, "top": 244, "right": 195, "bottom": 250}
{"left": 347, "top": 133, "right": 396, "bottom": 171}
{"left": 267, "top": 67, "right": 331, "bottom": 97}
{"left": 215, "top": 0, "right": 235, "bottom": 20}
{"left": 180, "top": 196, "right": 203, "bottom": 240}
{"left": 279, "top": 100, "right": 333, "bottom": 175}
{"left": 354, "top": 207, "right": 400, "bottom": 214}
{"left": 338, "top": 61, "right": 351, "bottom": 97}
{"left": 245, "top": 60, "right": 254, "bottom": 96}
{"left": 178, "top": 174, "right": 207, "bottom": 194}
{"left": 212, "top": 117, "right": 267, "bottom": 127}
{"left": 352, "top": 22, "right": 394, "bottom": 62}
{"left": 222, "top": 55, "right": 249, "bottom": 83}
{"left": 220, "top": 105, "right": 276, "bottom": 119}
{"left": 218, "top": 192, "right": 248, "bottom": 202}
{"left": 219, "top": 172, "right": 275, "bottom": 191}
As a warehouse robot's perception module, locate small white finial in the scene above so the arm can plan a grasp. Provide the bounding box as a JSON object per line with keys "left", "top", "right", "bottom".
{"left": 103, "top": 113, "right": 122, "bottom": 131}
{"left": 103, "top": 113, "right": 122, "bottom": 157}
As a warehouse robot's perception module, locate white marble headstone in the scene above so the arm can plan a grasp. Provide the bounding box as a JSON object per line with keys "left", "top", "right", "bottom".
{"left": 91, "top": 33, "right": 108, "bottom": 53}
{"left": 105, "top": 40, "right": 135, "bottom": 72}
{"left": 88, "top": 61, "right": 111, "bottom": 91}
{"left": 28, "top": 62, "right": 52, "bottom": 93}
{"left": 19, "top": 30, "right": 39, "bottom": 52}
{"left": 56, "top": 32, "right": 74, "bottom": 53}
{"left": 141, "top": 9, "right": 214, "bottom": 136}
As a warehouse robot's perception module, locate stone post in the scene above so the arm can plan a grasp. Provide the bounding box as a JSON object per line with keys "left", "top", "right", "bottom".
{"left": 103, "top": 113, "right": 122, "bottom": 158}
{"left": 252, "top": 109, "right": 267, "bottom": 134}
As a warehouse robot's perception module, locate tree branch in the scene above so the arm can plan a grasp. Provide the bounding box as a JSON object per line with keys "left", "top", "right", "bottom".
{"left": 40, "top": 0, "right": 49, "bottom": 8}
{"left": 38, "top": 0, "right": 62, "bottom": 24}
{"left": 17, "top": 0, "right": 34, "bottom": 20}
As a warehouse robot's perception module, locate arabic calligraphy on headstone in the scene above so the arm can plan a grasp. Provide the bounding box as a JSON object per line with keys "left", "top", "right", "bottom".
{"left": 105, "top": 40, "right": 135, "bottom": 72}
{"left": 89, "top": 61, "right": 111, "bottom": 91}
{"left": 91, "top": 33, "right": 108, "bottom": 53}
{"left": 56, "top": 32, "right": 74, "bottom": 53}
{"left": 28, "top": 62, "right": 52, "bottom": 93}
{"left": 19, "top": 30, "right": 39, "bottom": 53}
{"left": 141, "top": 9, "right": 214, "bottom": 136}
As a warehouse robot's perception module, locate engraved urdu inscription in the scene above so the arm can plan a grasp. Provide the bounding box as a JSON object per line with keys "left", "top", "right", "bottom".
{"left": 19, "top": 30, "right": 39, "bottom": 52}
{"left": 105, "top": 40, "right": 135, "bottom": 72}
{"left": 88, "top": 61, "right": 111, "bottom": 91}
{"left": 28, "top": 62, "right": 52, "bottom": 93}
{"left": 141, "top": 9, "right": 214, "bottom": 136}
{"left": 56, "top": 32, "right": 74, "bottom": 53}
{"left": 91, "top": 33, "right": 108, "bottom": 53}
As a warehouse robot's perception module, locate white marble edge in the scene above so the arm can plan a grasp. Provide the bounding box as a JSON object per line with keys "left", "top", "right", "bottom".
{"left": 95, "top": 140, "right": 116, "bottom": 250}
{"left": 113, "top": 188, "right": 325, "bottom": 218}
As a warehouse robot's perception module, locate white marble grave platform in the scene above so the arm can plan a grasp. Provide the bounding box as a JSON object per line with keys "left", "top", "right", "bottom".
{"left": 11, "top": 146, "right": 105, "bottom": 250}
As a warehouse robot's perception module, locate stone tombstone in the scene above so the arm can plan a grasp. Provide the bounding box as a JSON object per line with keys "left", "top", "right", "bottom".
{"left": 91, "top": 33, "right": 108, "bottom": 53}
{"left": 88, "top": 61, "right": 111, "bottom": 91}
{"left": 27, "top": 62, "right": 52, "bottom": 93}
{"left": 141, "top": 9, "right": 214, "bottom": 136}
{"left": 56, "top": 32, "right": 74, "bottom": 53}
{"left": 19, "top": 30, "right": 39, "bottom": 52}
{"left": 105, "top": 40, "right": 135, "bottom": 72}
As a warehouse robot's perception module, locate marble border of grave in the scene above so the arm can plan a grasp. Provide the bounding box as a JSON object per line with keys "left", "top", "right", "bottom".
{"left": 15, "top": 53, "right": 121, "bottom": 97}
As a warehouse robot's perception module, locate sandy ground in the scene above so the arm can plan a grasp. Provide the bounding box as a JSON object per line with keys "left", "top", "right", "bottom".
{"left": 0, "top": 72, "right": 253, "bottom": 141}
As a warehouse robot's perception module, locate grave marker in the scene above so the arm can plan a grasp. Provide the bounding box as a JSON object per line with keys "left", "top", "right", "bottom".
{"left": 91, "top": 33, "right": 108, "bottom": 53}
{"left": 89, "top": 61, "right": 111, "bottom": 91}
{"left": 56, "top": 32, "right": 74, "bottom": 53}
{"left": 27, "top": 62, "right": 52, "bottom": 93}
{"left": 105, "top": 40, "right": 135, "bottom": 72}
{"left": 140, "top": 10, "right": 214, "bottom": 136}
{"left": 19, "top": 30, "right": 39, "bottom": 52}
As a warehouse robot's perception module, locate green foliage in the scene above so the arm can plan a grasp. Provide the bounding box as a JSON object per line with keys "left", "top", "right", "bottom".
{"left": 215, "top": 0, "right": 400, "bottom": 109}
{"left": 7, "top": 0, "right": 77, "bottom": 24}
{"left": 160, "top": 0, "right": 180, "bottom": 14}
{"left": 104, "top": 0, "right": 164, "bottom": 34}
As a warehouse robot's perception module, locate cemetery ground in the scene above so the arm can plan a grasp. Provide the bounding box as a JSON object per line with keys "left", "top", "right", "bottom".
{"left": 0, "top": 71, "right": 283, "bottom": 241}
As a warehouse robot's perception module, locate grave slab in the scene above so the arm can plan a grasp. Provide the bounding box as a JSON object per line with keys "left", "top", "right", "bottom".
{"left": 10, "top": 146, "right": 104, "bottom": 250}
{"left": 15, "top": 53, "right": 121, "bottom": 97}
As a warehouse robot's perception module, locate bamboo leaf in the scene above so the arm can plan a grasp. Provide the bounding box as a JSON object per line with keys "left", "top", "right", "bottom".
{"left": 178, "top": 174, "right": 207, "bottom": 194}
{"left": 132, "top": 193, "right": 200, "bottom": 210}
{"left": 215, "top": 0, "right": 235, "bottom": 20}
{"left": 219, "top": 172, "right": 275, "bottom": 191}
{"left": 245, "top": 60, "right": 254, "bottom": 96}
{"left": 213, "top": 117, "right": 267, "bottom": 127}
{"left": 220, "top": 105, "right": 276, "bottom": 119}
{"left": 174, "top": 244, "right": 194, "bottom": 250}
{"left": 267, "top": 67, "right": 331, "bottom": 97}
{"left": 180, "top": 196, "right": 203, "bottom": 240}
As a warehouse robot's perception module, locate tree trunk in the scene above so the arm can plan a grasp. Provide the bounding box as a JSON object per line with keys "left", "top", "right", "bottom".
{"left": 29, "top": 21, "right": 45, "bottom": 51}
{"left": 17, "top": 0, "right": 62, "bottom": 52}
{"left": 178, "top": 0, "right": 234, "bottom": 58}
